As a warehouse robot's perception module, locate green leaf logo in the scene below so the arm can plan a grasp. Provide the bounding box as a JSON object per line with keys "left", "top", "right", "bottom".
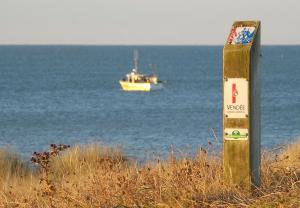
{"left": 232, "top": 130, "right": 240, "bottom": 136}
{"left": 227, "top": 130, "right": 246, "bottom": 139}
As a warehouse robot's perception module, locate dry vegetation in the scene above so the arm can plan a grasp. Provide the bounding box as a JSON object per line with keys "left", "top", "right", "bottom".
{"left": 0, "top": 140, "right": 300, "bottom": 208}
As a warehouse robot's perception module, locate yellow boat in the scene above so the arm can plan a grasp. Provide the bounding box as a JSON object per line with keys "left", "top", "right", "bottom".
{"left": 119, "top": 50, "right": 163, "bottom": 91}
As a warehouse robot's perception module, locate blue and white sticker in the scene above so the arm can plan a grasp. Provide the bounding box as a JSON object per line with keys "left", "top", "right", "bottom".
{"left": 227, "top": 26, "right": 256, "bottom": 45}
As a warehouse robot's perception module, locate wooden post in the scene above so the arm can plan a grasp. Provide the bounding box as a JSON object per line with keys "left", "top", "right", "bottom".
{"left": 223, "top": 21, "right": 261, "bottom": 190}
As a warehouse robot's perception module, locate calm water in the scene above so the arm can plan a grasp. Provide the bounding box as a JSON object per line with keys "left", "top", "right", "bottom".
{"left": 0, "top": 46, "right": 299, "bottom": 160}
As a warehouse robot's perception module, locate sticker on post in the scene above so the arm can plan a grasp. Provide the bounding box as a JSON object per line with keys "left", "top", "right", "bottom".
{"left": 224, "top": 78, "right": 248, "bottom": 118}
{"left": 224, "top": 128, "right": 248, "bottom": 140}
{"left": 227, "top": 26, "right": 256, "bottom": 44}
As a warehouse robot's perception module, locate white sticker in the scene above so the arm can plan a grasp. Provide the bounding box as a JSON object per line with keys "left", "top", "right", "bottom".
{"left": 227, "top": 26, "right": 256, "bottom": 45}
{"left": 224, "top": 128, "right": 248, "bottom": 140}
{"left": 224, "top": 78, "right": 248, "bottom": 118}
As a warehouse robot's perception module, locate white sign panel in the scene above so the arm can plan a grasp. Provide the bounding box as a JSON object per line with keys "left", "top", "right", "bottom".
{"left": 224, "top": 78, "right": 248, "bottom": 118}
{"left": 224, "top": 128, "right": 248, "bottom": 141}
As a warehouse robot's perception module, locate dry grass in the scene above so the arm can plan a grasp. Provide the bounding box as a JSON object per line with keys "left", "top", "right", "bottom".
{"left": 0, "top": 149, "right": 33, "bottom": 185}
{"left": 0, "top": 140, "right": 300, "bottom": 208}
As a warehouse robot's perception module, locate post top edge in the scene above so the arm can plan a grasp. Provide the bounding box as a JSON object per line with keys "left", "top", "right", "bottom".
{"left": 232, "top": 20, "right": 261, "bottom": 27}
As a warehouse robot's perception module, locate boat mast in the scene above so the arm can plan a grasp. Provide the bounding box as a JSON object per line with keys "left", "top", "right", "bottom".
{"left": 133, "top": 49, "right": 139, "bottom": 72}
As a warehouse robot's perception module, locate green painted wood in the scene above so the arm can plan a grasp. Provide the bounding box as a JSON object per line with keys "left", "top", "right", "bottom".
{"left": 223, "top": 21, "right": 261, "bottom": 191}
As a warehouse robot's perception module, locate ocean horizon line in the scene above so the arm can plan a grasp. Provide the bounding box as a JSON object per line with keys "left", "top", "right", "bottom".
{"left": 0, "top": 43, "right": 300, "bottom": 47}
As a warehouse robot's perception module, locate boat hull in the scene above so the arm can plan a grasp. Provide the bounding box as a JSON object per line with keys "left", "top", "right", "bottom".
{"left": 119, "top": 80, "right": 163, "bottom": 91}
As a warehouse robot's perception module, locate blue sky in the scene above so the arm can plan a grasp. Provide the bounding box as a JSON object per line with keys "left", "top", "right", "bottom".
{"left": 1, "top": 0, "right": 299, "bottom": 45}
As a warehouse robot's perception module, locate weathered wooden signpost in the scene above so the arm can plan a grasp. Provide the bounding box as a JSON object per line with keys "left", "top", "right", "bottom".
{"left": 223, "top": 21, "right": 261, "bottom": 190}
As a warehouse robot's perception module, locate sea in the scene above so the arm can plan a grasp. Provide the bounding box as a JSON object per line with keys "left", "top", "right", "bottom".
{"left": 0, "top": 46, "right": 299, "bottom": 160}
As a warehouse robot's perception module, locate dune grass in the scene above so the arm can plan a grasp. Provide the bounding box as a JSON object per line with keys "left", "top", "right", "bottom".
{"left": 0, "top": 140, "right": 300, "bottom": 208}
{"left": 0, "top": 149, "right": 33, "bottom": 184}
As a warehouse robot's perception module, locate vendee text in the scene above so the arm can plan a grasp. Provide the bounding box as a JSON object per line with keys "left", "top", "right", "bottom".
{"left": 226, "top": 105, "right": 245, "bottom": 111}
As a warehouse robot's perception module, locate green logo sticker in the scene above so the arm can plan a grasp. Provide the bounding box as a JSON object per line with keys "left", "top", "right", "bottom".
{"left": 224, "top": 128, "right": 248, "bottom": 140}
{"left": 227, "top": 130, "right": 247, "bottom": 139}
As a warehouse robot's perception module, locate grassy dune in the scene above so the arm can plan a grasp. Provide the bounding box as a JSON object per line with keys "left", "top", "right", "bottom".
{"left": 0, "top": 141, "right": 300, "bottom": 208}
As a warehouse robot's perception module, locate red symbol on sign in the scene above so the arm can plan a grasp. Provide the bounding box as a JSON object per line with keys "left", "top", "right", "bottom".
{"left": 232, "top": 83, "right": 238, "bottom": 103}
{"left": 227, "top": 26, "right": 237, "bottom": 44}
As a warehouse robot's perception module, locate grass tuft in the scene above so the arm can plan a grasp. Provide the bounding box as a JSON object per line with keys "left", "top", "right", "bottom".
{"left": 0, "top": 149, "right": 32, "bottom": 181}
{"left": 0, "top": 140, "right": 300, "bottom": 207}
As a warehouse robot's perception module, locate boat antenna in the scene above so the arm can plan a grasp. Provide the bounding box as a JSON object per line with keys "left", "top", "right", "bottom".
{"left": 133, "top": 49, "right": 139, "bottom": 72}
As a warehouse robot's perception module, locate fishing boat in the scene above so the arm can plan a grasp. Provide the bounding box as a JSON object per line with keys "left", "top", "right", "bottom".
{"left": 119, "top": 49, "right": 163, "bottom": 91}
